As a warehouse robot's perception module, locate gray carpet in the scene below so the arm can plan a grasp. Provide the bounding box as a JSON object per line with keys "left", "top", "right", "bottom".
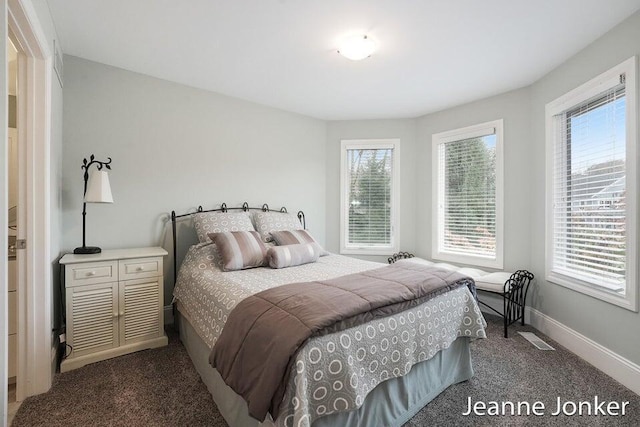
{"left": 12, "top": 316, "right": 639, "bottom": 426}
{"left": 406, "top": 316, "right": 640, "bottom": 427}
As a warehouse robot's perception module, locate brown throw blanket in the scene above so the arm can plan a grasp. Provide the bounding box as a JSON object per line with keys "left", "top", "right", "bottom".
{"left": 209, "top": 262, "right": 474, "bottom": 421}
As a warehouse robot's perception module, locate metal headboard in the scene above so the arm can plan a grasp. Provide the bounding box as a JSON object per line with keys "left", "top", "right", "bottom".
{"left": 170, "top": 202, "right": 306, "bottom": 285}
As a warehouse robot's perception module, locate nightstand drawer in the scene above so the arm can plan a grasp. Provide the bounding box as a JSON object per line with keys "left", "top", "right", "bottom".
{"left": 119, "top": 257, "right": 163, "bottom": 281}
{"left": 66, "top": 261, "right": 118, "bottom": 286}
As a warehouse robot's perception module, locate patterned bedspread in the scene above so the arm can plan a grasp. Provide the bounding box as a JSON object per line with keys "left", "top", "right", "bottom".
{"left": 173, "top": 244, "right": 487, "bottom": 427}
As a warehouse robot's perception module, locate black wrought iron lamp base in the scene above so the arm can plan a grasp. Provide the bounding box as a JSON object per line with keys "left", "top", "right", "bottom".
{"left": 73, "top": 246, "right": 102, "bottom": 255}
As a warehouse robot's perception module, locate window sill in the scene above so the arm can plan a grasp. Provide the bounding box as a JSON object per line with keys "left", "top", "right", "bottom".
{"left": 547, "top": 271, "right": 637, "bottom": 312}
{"left": 340, "top": 247, "right": 398, "bottom": 256}
{"left": 432, "top": 250, "right": 503, "bottom": 270}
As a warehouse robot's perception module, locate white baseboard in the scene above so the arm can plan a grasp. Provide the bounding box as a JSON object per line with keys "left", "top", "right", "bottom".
{"left": 164, "top": 305, "right": 174, "bottom": 325}
{"left": 526, "top": 307, "right": 640, "bottom": 396}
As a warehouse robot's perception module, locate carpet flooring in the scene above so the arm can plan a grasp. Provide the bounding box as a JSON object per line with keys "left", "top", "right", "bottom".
{"left": 12, "top": 316, "right": 640, "bottom": 426}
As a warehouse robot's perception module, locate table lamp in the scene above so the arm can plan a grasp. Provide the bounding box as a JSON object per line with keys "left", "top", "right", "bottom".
{"left": 74, "top": 155, "right": 113, "bottom": 254}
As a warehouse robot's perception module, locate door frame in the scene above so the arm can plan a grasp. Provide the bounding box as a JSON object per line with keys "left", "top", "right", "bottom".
{"left": 1, "top": 2, "right": 8, "bottom": 424}
{"left": 7, "top": 0, "right": 53, "bottom": 401}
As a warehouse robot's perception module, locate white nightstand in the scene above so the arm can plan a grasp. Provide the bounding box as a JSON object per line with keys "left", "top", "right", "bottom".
{"left": 59, "top": 247, "right": 169, "bottom": 372}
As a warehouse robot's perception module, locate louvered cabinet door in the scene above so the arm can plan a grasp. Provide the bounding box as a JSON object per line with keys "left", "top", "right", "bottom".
{"left": 66, "top": 282, "right": 119, "bottom": 358}
{"left": 119, "top": 277, "right": 163, "bottom": 346}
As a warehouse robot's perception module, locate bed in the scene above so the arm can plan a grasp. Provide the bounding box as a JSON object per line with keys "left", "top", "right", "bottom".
{"left": 170, "top": 204, "right": 487, "bottom": 427}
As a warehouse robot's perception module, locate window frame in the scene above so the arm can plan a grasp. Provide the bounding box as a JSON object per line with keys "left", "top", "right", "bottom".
{"left": 431, "top": 120, "right": 504, "bottom": 269}
{"left": 545, "top": 56, "right": 638, "bottom": 311}
{"left": 340, "top": 139, "right": 400, "bottom": 255}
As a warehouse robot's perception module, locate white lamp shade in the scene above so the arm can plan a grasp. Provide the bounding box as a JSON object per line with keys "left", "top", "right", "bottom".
{"left": 338, "top": 35, "right": 376, "bottom": 61}
{"left": 85, "top": 170, "right": 114, "bottom": 203}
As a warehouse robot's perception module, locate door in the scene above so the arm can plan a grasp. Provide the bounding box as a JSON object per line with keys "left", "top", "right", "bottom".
{"left": 119, "top": 278, "right": 163, "bottom": 346}
{"left": 66, "top": 282, "right": 119, "bottom": 358}
{"left": 5, "top": 0, "right": 56, "bottom": 408}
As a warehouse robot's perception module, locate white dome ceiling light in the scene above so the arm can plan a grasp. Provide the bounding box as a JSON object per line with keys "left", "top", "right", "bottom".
{"left": 338, "top": 35, "right": 376, "bottom": 61}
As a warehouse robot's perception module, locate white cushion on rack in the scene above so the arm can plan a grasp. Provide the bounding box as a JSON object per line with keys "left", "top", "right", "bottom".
{"left": 397, "top": 258, "right": 515, "bottom": 294}
{"left": 476, "top": 272, "right": 514, "bottom": 293}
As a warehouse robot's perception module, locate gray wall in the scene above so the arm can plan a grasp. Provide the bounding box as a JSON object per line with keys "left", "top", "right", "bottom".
{"left": 62, "top": 56, "right": 327, "bottom": 304}
{"left": 325, "top": 119, "right": 417, "bottom": 262}
{"left": 410, "top": 9, "right": 640, "bottom": 366}
{"left": 415, "top": 87, "right": 532, "bottom": 272}
{"left": 528, "top": 10, "right": 640, "bottom": 365}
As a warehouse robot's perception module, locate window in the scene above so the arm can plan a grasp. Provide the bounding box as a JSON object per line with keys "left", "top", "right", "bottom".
{"left": 432, "top": 120, "right": 504, "bottom": 269}
{"left": 340, "top": 139, "right": 400, "bottom": 255}
{"left": 546, "top": 57, "right": 637, "bottom": 311}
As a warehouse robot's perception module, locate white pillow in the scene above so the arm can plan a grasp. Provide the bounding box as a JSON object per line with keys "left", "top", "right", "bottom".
{"left": 193, "top": 211, "right": 255, "bottom": 244}
{"left": 252, "top": 211, "right": 303, "bottom": 242}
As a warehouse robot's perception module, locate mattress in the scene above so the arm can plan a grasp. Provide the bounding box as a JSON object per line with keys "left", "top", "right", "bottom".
{"left": 173, "top": 244, "right": 487, "bottom": 426}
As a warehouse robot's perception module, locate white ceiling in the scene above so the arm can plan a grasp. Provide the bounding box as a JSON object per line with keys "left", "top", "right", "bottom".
{"left": 48, "top": 0, "right": 640, "bottom": 120}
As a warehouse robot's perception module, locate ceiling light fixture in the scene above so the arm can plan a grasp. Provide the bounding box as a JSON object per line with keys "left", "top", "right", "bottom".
{"left": 338, "top": 35, "right": 376, "bottom": 61}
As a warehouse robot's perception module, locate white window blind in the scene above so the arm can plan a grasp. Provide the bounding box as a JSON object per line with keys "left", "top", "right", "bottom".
{"left": 550, "top": 78, "right": 627, "bottom": 292}
{"left": 347, "top": 148, "right": 392, "bottom": 245}
{"left": 437, "top": 132, "right": 497, "bottom": 259}
{"left": 432, "top": 120, "right": 503, "bottom": 269}
{"left": 340, "top": 140, "right": 399, "bottom": 255}
{"left": 545, "top": 57, "right": 637, "bottom": 311}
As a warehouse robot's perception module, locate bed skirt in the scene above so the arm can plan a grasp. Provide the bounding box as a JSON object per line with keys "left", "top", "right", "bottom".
{"left": 177, "top": 309, "right": 473, "bottom": 427}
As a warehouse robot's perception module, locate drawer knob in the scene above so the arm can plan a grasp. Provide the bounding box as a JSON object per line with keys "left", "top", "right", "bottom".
{"left": 120, "top": 311, "right": 125, "bottom": 317}
{"left": 136, "top": 266, "right": 144, "bottom": 272}
{"left": 113, "top": 312, "right": 118, "bottom": 318}
{"left": 87, "top": 271, "right": 96, "bottom": 277}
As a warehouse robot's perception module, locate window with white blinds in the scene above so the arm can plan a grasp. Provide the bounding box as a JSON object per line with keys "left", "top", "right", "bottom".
{"left": 546, "top": 57, "right": 637, "bottom": 311}
{"left": 432, "top": 120, "right": 504, "bottom": 269}
{"left": 340, "top": 139, "right": 399, "bottom": 255}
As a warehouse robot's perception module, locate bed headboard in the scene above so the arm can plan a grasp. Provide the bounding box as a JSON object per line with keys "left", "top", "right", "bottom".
{"left": 170, "top": 202, "right": 306, "bottom": 285}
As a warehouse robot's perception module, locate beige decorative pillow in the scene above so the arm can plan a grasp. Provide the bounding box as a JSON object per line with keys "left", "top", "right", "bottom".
{"left": 267, "top": 243, "right": 320, "bottom": 269}
{"left": 269, "top": 229, "right": 329, "bottom": 256}
{"left": 253, "top": 211, "right": 303, "bottom": 242}
{"left": 194, "top": 211, "right": 255, "bottom": 244}
{"left": 208, "top": 231, "right": 267, "bottom": 271}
